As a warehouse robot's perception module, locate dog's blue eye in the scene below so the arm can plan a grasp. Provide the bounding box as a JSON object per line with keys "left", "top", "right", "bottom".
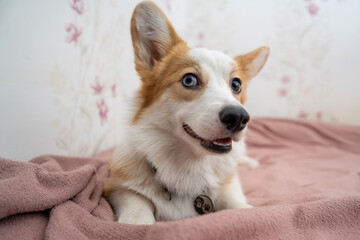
{"left": 182, "top": 74, "right": 198, "bottom": 88}
{"left": 231, "top": 78, "right": 242, "bottom": 93}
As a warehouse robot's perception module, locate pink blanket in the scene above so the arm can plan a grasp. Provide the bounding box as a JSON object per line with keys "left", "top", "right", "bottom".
{"left": 1, "top": 118, "right": 360, "bottom": 239}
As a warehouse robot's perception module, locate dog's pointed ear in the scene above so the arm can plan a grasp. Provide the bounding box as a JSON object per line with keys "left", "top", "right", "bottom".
{"left": 234, "top": 46, "right": 270, "bottom": 81}
{"left": 131, "top": 2, "right": 183, "bottom": 73}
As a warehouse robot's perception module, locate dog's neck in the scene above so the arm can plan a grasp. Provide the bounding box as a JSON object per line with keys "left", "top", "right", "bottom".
{"left": 128, "top": 120, "right": 242, "bottom": 197}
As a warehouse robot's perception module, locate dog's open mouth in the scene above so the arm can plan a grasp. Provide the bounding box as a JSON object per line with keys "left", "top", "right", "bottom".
{"left": 182, "top": 123, "right": 232, "bottom": 154}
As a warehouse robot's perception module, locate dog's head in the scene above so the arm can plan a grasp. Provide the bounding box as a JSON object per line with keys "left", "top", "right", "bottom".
{"left": 130, "top": 2, "right": 269, "bottom": 155}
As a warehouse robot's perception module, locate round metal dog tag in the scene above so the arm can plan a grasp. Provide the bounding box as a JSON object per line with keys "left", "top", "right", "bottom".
{"left": 194, "top": 195, "right": 214, "bottom": 215}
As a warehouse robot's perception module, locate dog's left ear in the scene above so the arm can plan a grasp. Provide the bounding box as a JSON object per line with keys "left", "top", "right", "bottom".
{"left": 234, "top": 46, "right": 270, "bottom": 81}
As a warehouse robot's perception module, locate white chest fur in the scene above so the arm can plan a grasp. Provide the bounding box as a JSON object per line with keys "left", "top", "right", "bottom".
{"left": 111, "top": 125, "right": 244, "bottom": 221}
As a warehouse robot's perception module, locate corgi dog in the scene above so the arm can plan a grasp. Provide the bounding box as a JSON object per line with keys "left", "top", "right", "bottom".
{"left": 103, "top": 1, "right": 269, "bottom": 225}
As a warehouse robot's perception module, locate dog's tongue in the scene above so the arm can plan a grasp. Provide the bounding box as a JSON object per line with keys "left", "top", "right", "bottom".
{"left": 212, "top": 137, "right": 232, "bottom": 145}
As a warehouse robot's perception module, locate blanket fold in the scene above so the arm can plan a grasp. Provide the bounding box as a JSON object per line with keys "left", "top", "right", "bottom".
{"left": 1, "top": 118, "right": 359, "bottom": 240}
{"left": 0, "top": 156, "right": 98, "bottom": 219}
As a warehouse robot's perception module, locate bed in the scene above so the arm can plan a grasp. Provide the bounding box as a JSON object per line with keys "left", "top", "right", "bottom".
{"left": 1, "top": 118, "right": 359, "bottom": 239}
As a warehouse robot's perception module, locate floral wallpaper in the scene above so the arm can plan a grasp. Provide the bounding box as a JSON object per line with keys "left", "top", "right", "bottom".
{"left": 0, "top": 0, "right": 359, "bottom": 161}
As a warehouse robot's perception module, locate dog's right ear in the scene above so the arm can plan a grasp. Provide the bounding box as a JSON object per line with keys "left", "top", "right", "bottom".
{"left": 131, "top": 1, "right": 182, "bottom": 74}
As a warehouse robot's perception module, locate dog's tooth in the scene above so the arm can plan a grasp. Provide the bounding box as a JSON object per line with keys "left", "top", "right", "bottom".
{"left": 212, "top": 141, "right": 231, "bottom": 147}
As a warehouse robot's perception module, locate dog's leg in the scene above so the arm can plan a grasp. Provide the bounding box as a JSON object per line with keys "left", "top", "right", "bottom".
{"left": 216, "top": 172, "right": 252, "bottom": 210}
{"left": 238, "top": 156, "right": 259, "bottom": 169}
{"left": 108, "top": 189, "right": 155, "bottom": 225}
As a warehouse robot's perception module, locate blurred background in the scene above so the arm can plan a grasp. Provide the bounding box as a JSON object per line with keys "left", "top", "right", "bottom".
{"left": 1, "top": 0, "right": 359, "bottom": 161}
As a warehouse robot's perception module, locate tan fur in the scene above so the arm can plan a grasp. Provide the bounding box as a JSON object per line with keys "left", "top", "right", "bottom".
{"left": 103, "top": 176, "right": 117, "bottom": 198}
{"left": 132, "top": 43, "right": 209, "bottom": 123}
{"left": 130, "top": 2, "right": 191, "bottom": 123}
{"left": 234, "top": 46, "right": 270, "bottom": 104}
{"left": 104, "top": 151, "right": 151, "bottom": 197}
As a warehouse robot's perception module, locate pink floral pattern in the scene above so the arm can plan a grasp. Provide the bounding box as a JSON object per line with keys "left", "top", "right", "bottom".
{"left": 91, "top": 76, "right": 103, "bottom": 95}
{"left": 281, "top": 75, "right": 291, "bottom": 84}
{"left": 316, "top": 111, "right": 323, "bottom": 120}
{"left": 307, "top": 3, "right": 319, "bottom": 17}
{"left": 278, "top": 75, "right": 290, "bottom": 98}
{"left": 97, "top": 99, "right": 109, "bottom": 126}
{"left": 277, "top": 88, "right": 288, "bottom": 97}
{"left": 197, "top": 32, "right": 205, "bottom": 40}
{"left": 65, "top": 23, "right": 82, "bottom": 44}
{"left": 70, "top": 0, "right": 84, "bottom": 15}
{"left": 166, "top": 0, "right": 172, "bottom": 12}
{"left": 44, "top": 0, "right": 354, "bottom": 159}
{"left": 297, "top": 111, "right": 308, "bottom": 119}
{"left": 111, "top": 83, "right": 117, "bottom": 98}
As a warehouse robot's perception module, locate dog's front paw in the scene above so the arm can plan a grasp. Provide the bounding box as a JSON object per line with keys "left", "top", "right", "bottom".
{"left": 239, "top": 156, "right": 259, "bottom": 169}
{"left": 118, "top": 210, "right": 155, "bottom": 225}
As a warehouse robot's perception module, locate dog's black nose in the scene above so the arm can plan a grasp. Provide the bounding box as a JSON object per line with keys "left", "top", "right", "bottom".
{"left": 219, "top": 106, "right": 250, "bottom": 132}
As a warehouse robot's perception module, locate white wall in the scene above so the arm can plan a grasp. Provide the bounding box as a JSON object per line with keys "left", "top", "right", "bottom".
{"left": 1, "top": 0, "right": 359, "bottom": 161}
